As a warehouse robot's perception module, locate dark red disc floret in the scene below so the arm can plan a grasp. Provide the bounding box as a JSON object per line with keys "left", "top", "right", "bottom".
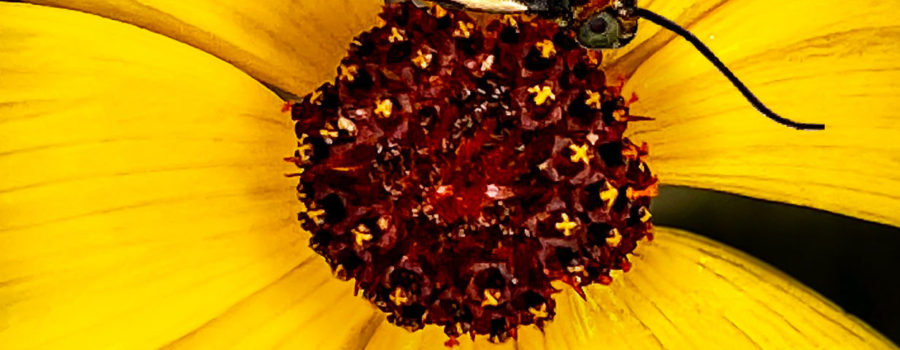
{"left": 288, "top": 2, "right": 657, "bottom": 343}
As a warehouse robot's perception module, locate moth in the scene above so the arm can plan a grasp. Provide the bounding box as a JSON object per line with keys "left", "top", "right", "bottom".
{"left": 388, "top": 0, "right": 825, "bottom": 130}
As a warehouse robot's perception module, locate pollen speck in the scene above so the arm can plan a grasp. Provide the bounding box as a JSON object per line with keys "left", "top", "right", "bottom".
{"left": 527, "top": 85, "right": 555, "bottom": 105}
{"left": 501, "top": 15, "right": 517, "bottom": 27}
{"left": 585, "top": 90, "right": 602, "bottom": 109}
{"left": 639, "top": 207, "right": 653, "bottom": 223}
{"left": 338, "top": 64, "right": 358, "bottom": 82}
{"left": 528, "top": 303, "right": 549, "bottom": 319}
{"left": 481, "top": 288, "right": 502, "bottom": 306}
{"left": 607, "top": 228, "right": 622, "bottom": 247}
{"left": 568, "top": 143, "right": 591, "bottom": 165}
{"left": 453, "top": 21, "right": 474, "bottom": 38}
{"left": 306, "top": 209, "right": 325, "bottom": 225}
{"left": 431, "top": 4, "right": 448, "bottom": 18}
{"left": 535, "top": 39, "right": 556, "bottom": 58}
{"left": 586, "top": 50, "right": 602, "bottom": 66}
{"left": 296, "top": 134, "right": 312, "bottom": 163}
{"left": 599, "top": 182, "right": 619, "bottom": 210}
{"left": 627, "top": 181, "right": 659, "bottom": 200}
{"left": 336, "top": 116, "right": 357, "bottom": 135}
{"left": 377, "top": 216, "right": 390, "bottom": 230}
{"left": 319, "top": 128, "right": 338, "bottom": 139}
{"left": 308, "top": 90, "right": 323, "bottom": 104}
{"left": 412, "top": 49, "right": 433, "bottom": 69}
{"left": 555, "top": 213, "right": 578, "bottom": 236}
{"left": 389, "top": 27, "right": 406, "bottom": 42}
{"left": 374, "top": 99, "right": 393, "bottom": 118}
{"left": 352, "top": 224, "right": 373, "bottom": 246}
{"left": 390, "top": 288, "right": 411, "bottom": 305}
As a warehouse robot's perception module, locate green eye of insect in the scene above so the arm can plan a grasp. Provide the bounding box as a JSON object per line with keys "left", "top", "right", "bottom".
{"left": 577, "top": 12, "right": 620, "bottom": 49}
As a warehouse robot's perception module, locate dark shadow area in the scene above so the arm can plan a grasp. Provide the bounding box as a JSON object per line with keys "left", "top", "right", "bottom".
{"left": 651, "top": 185, "right": 900, "bottom": 344}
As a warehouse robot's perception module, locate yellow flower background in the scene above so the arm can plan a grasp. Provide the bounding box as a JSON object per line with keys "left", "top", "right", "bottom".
{"left": 1, "top": 0, "right": 898, "bottom": 349}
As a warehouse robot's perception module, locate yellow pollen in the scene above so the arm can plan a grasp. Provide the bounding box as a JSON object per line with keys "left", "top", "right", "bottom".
{"left": 308, "top": 90, "right": 323, "bottom": 104}
{"left": 481, "top": 289, "right": 502, "bottom": 306}
{"left": 567, "top": 264, "right": 585, "bottom": 273}
{"left": 453, "top": 323, "right": 464, "bottom": 335}
{"left": 389, "top": 27, "right": 406, "bottom": 43}
{"left": 555, "top": 213, "right": 578, "bottom": 236}
{"left": 568, "top": 143, "right": 590, "bottom": 165}
{"left": 298, "top": 134, "right": 313, "bottom": 163}
{"left": 527, "top": 85, "right": 556, "bottom": 105}
{"left": 613, "top": 109, "right": 627, "bottom": 121}
{"left": 431, "top": 4, "right": 448, "bottom": 18}
{"left": 585, "top": 90, "right": 602, "bottom": 109}
{"left": 390, "top": 288, "right": 411, "bottom": 305}
{"left": 535, "top": 39, "right": 557, "bottom": 58}
{"left": 586, "top": 51, "right": 602, "bottom": 66}
{"left": 607, "top": 228, "right": 622, "bottom": 247}
{"left": 375, "top": 99, "right": 394, "bottom": 118}
{"left": 337, "top": 116, "right": 356, "bottom": 134}
{"left": 626, "top": 182, "right": 659, "bottom": 200}
{"left": 307, "top": 209, "right": 325, "bottom": 225}
{"left": 529, "top": 303, "right": 549, "bottom": 319}
{"left": 339, "top": 64, "right": 358, "bottom": 82}
{"left": 334, "top": 264, "right": 346, "bottom": 278}
{"left": 412, "top": 50, "right": 433, "bottom": 69}
{"left": 377, "top": 216, "right": 390, "bottom": 230}
{"left": 639, "top": 207, "right": 653, "bottom": 223}
{"left": 319, "top": 129, "right": 338, "bottom": 138}
{"left": 454, "top": 21, "right": 474, "bottom": 38}
{"left": 502, "top": 15, "right": 518, "bottom": 27}
{"left": 352, "top": 224, "right": 373, "bottom": 246}
{"left": 599, "top": 182, "right": 619, "bottom": 210}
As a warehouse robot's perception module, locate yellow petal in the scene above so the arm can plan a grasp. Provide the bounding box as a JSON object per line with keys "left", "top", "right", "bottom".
{"left": 622, "top": 0, "right": 900, "bottom": 227}
{"left": 162, "top": 258, "right": 382, "bottom": 349}
{"left": 22, "top": 0, "right": 383, "bottom": 97}
{"left": 0, "top": 3, "right": 355, "bottom": 348}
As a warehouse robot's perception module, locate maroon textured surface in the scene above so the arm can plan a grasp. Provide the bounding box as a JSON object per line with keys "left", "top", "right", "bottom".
{"left": 288, "top": 3, "right": 657, "bottom": 343}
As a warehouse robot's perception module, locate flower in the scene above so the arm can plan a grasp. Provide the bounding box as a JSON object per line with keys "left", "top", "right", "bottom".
{"left": 0, "top": 0, "right": 897, "bottom": 349}
{"left": 291, "top": 6, "right": 658, "bottom": 340}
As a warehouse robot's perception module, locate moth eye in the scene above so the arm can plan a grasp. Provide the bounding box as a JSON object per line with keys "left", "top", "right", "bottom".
{"left": 577, "top": 12, "right": 621, "bottom": 49}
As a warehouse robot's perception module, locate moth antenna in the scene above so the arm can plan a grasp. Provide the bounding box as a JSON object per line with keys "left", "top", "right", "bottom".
{"left": 633, "top": 8, "right": 825, "bottom": 130}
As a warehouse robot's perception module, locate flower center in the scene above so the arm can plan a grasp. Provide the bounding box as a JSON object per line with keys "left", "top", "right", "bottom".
{"left": 287, "top": 2, "right": 657, "bottom": 344}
